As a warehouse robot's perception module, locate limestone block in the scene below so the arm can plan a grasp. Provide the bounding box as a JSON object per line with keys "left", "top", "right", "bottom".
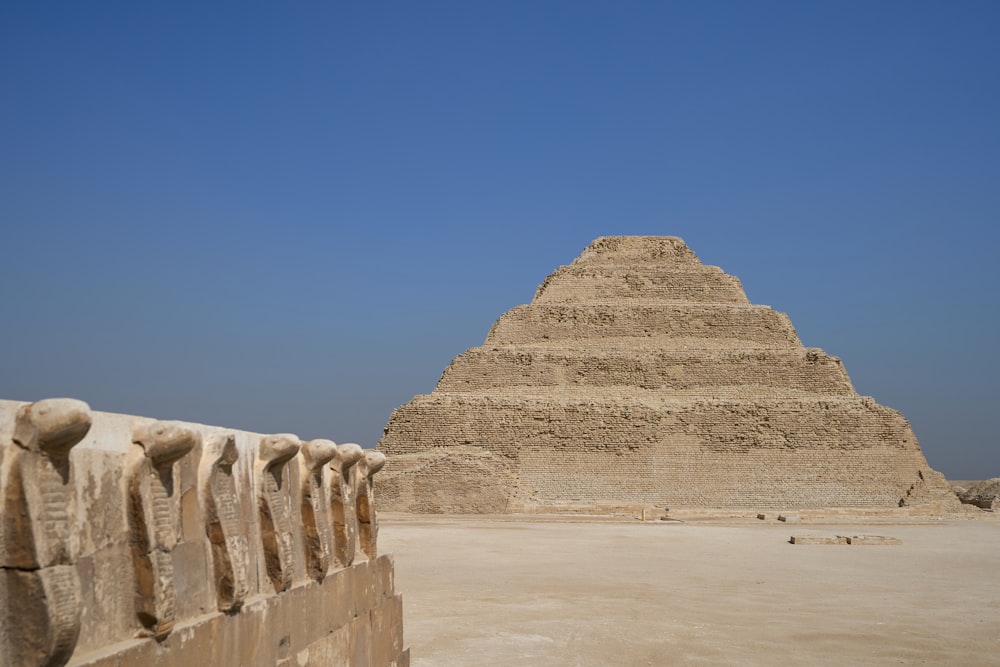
{"left": 330, "top": 443, "right": 363, "bottom": 568}
{"left": 375, "top": 446, "right": 519, "bottom": 514}
{"left": 65, "top": 556, "right": 407, "bottom": 667}
{"left": 437, "top": 347, "right": 854, "bottom": 396}
{"left": 3, "top": 398, "right": 91, "bottom": 568}
{"left": 789, "top": 535, "right": 850, "bottom": 545}
{"left": 0, "top": 399, "right": 406, "bottom": 666}
{"left": 357, "top": 451, "right": 385, "bottom": 560}
{"left": 573, "top": 236, "right": 701, "bottom": 266}
{"left": 128, "top": 420, "right": 198, "bottom": 639}
{"left": 533, "top": 264, "right": 750, "bottom": 305}
{"left": 256, "top": 434, "right": 300, "bottom": 593}
{"left": 2, "top": 398, "right": 91, "bottom": 667}
{"left": 847, "top": 535, "right": 902, "bottom": 545}
{"left": 3, "top": 566, "right": 82, "bottom": 667}
{"left": 200, "top": 432, "right": 249, "bottom": 611}
{"left": 299, "top": 439, "right": 337, "bottom": 581}
{"left": 956, "top": 477, "right": 1000, "bottom": 509}
{"left": 485, "top": 303, "right": 802, "bottom": 348}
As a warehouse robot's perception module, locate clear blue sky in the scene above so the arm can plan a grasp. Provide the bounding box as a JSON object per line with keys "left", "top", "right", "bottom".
{"left": 2, "top": 2, "right": 997, "bottom": 479}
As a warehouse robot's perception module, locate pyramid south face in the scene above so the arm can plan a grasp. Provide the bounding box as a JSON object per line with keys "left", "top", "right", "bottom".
{"left": 376, "top": 236, "right": 958, "bottom": 513}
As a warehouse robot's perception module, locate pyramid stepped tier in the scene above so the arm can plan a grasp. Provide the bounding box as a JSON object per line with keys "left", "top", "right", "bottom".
{"left": 377, "top": 236, "right": 959, "bottom": 513}
{"left": 486, "top": 304, "right": 801, "bottom": 348}
{"left": 533, "top": 265, "right": 750, "bottom": 304}
{"left": 382, "top": 394, "right": 939, "bottom": 509}
{"left": 437, "top": 347, "right": 855, "bottom": 396}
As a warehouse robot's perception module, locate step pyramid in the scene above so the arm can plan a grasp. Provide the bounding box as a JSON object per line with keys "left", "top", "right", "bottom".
{"left": 377, "top": 236, "right": 958, "bottom": 513}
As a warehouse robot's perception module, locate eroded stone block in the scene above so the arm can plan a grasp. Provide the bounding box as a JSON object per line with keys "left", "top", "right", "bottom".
{"left": 300, "top": 439, "right": 338, "bottom": 581}
{"left": 201, "top": 432, "right": 249, "bottom": 611}
{"left": 128, "top": 420, "right": 197, "bottom": 639}
{"left": 3, "top": 566, "right": 82, "bottom": 667}
{"left": 357, "top": 451, "right": 386, "bottom": 560}
{"left": 2, "top": 398, "right": 90, "bottom": 667}
{"left": 1, "top": 399, "right": 405, "bottom": 665}
{"left": 330, "top": 443, "right": 363, "bottom": 568}
{"left": 257, "top": 433, "right": 300, "bottom": 593}
{"left": 789, "top": 535, "right": 849, "bottom": 545}
{"left": 847, "top": 535, "right": 902, "bottom": 545}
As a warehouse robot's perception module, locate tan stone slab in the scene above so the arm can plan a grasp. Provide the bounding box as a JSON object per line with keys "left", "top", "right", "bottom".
{"left": 789, "top": 535, "right": 850, "bottom": 545}
{"left": 847, "top": 535, "right": 902, "bottom": 545}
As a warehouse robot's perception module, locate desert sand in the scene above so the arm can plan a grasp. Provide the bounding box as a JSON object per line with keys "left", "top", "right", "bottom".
{"left": 380, "top": 514, "right": 999, "bottom": 666}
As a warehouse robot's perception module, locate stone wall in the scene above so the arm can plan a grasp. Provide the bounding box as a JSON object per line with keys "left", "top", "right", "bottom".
{"left": 0, "top": 398, "right": 408, "bottom": 667}
{"left": 378, "top": 236, "right": 960, "bottom": 514}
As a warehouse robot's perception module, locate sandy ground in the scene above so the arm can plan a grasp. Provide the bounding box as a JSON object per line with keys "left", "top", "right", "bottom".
{"left": 379, "top": 515, "right": 1000, "bottom": 666}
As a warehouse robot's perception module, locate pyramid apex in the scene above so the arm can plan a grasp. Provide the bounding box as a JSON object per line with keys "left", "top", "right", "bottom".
{"left": 574, "top": 236, "right": 700, "bottom": 266}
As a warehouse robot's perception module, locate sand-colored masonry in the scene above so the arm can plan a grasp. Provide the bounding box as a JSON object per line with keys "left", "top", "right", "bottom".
{"left": 378, "top": 236, "right": 959, "bottom": 513}
{"left": 0, "top": 398, "right": 408, "bottom": 667}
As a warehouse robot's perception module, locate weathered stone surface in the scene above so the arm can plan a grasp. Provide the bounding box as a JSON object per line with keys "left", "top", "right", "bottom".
{"left": 257, "top": 434, "right": 300, "bottom": 593}
{"left": 957, "top": 478, "right": 1000, "bottom": 509}
{"left": 0, "top": 399, "right": 406, "bottom": 666}
{"left": 330, "top": 443, "right": 363, "bottom": 568}
{"left": 200, "top": 432, "right": 249, "bottom": 612}
{"left": 128, "top": 420, "right": 198, "bottom": 639}
{"left": 300, "top": 439, "right": 338, "bottom": 581}
{"left": 789, "top": 535, "right": 850, "bottom": 545}
{"left": 378, "top": 236, "right": 960, "bottom": 513}
{"left": 376, "top": 446, "right": 520, "bottom": 514}
{"left": 357, "top": 451, "right": 386, "bottom": 560}
{"left": 847, "top": 535, "right": 902, "bottom": 545}
{"left": 2, "top": 398, "right": 91, "bottom": 667}
{"left": 4, "top": 398, "right": 91, "bottom": 569}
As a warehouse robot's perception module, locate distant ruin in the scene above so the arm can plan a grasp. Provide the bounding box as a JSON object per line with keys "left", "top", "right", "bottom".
{"left": 0, "top": 398, "right": 408, "bottom": 666}
{"left": 377, "top": 236, "right": 960, "bottom": 514}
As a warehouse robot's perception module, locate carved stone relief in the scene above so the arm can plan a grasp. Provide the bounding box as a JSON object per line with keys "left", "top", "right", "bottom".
{"left": 257, "top": 434, "right": 300, "bottom": 593}
{"left": 200, "top": 432, "right": 248, "bottom": 611}
{"left": 128, "top": 420, "right": 197, "bottom": 639}
{"left": 299, "top": 439, "right": 337, "bottom": 581}
{"left": 357, "top": 451, "right": 385, "bottom": 560}
{"left": 1, "top": 397, "right": 402, "bottom": 665}
{"left": 2, "top": 398, "right": 91, "bottom": 667}
{"left": 329, "top": 443, "right": 363, "bottom": 568}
